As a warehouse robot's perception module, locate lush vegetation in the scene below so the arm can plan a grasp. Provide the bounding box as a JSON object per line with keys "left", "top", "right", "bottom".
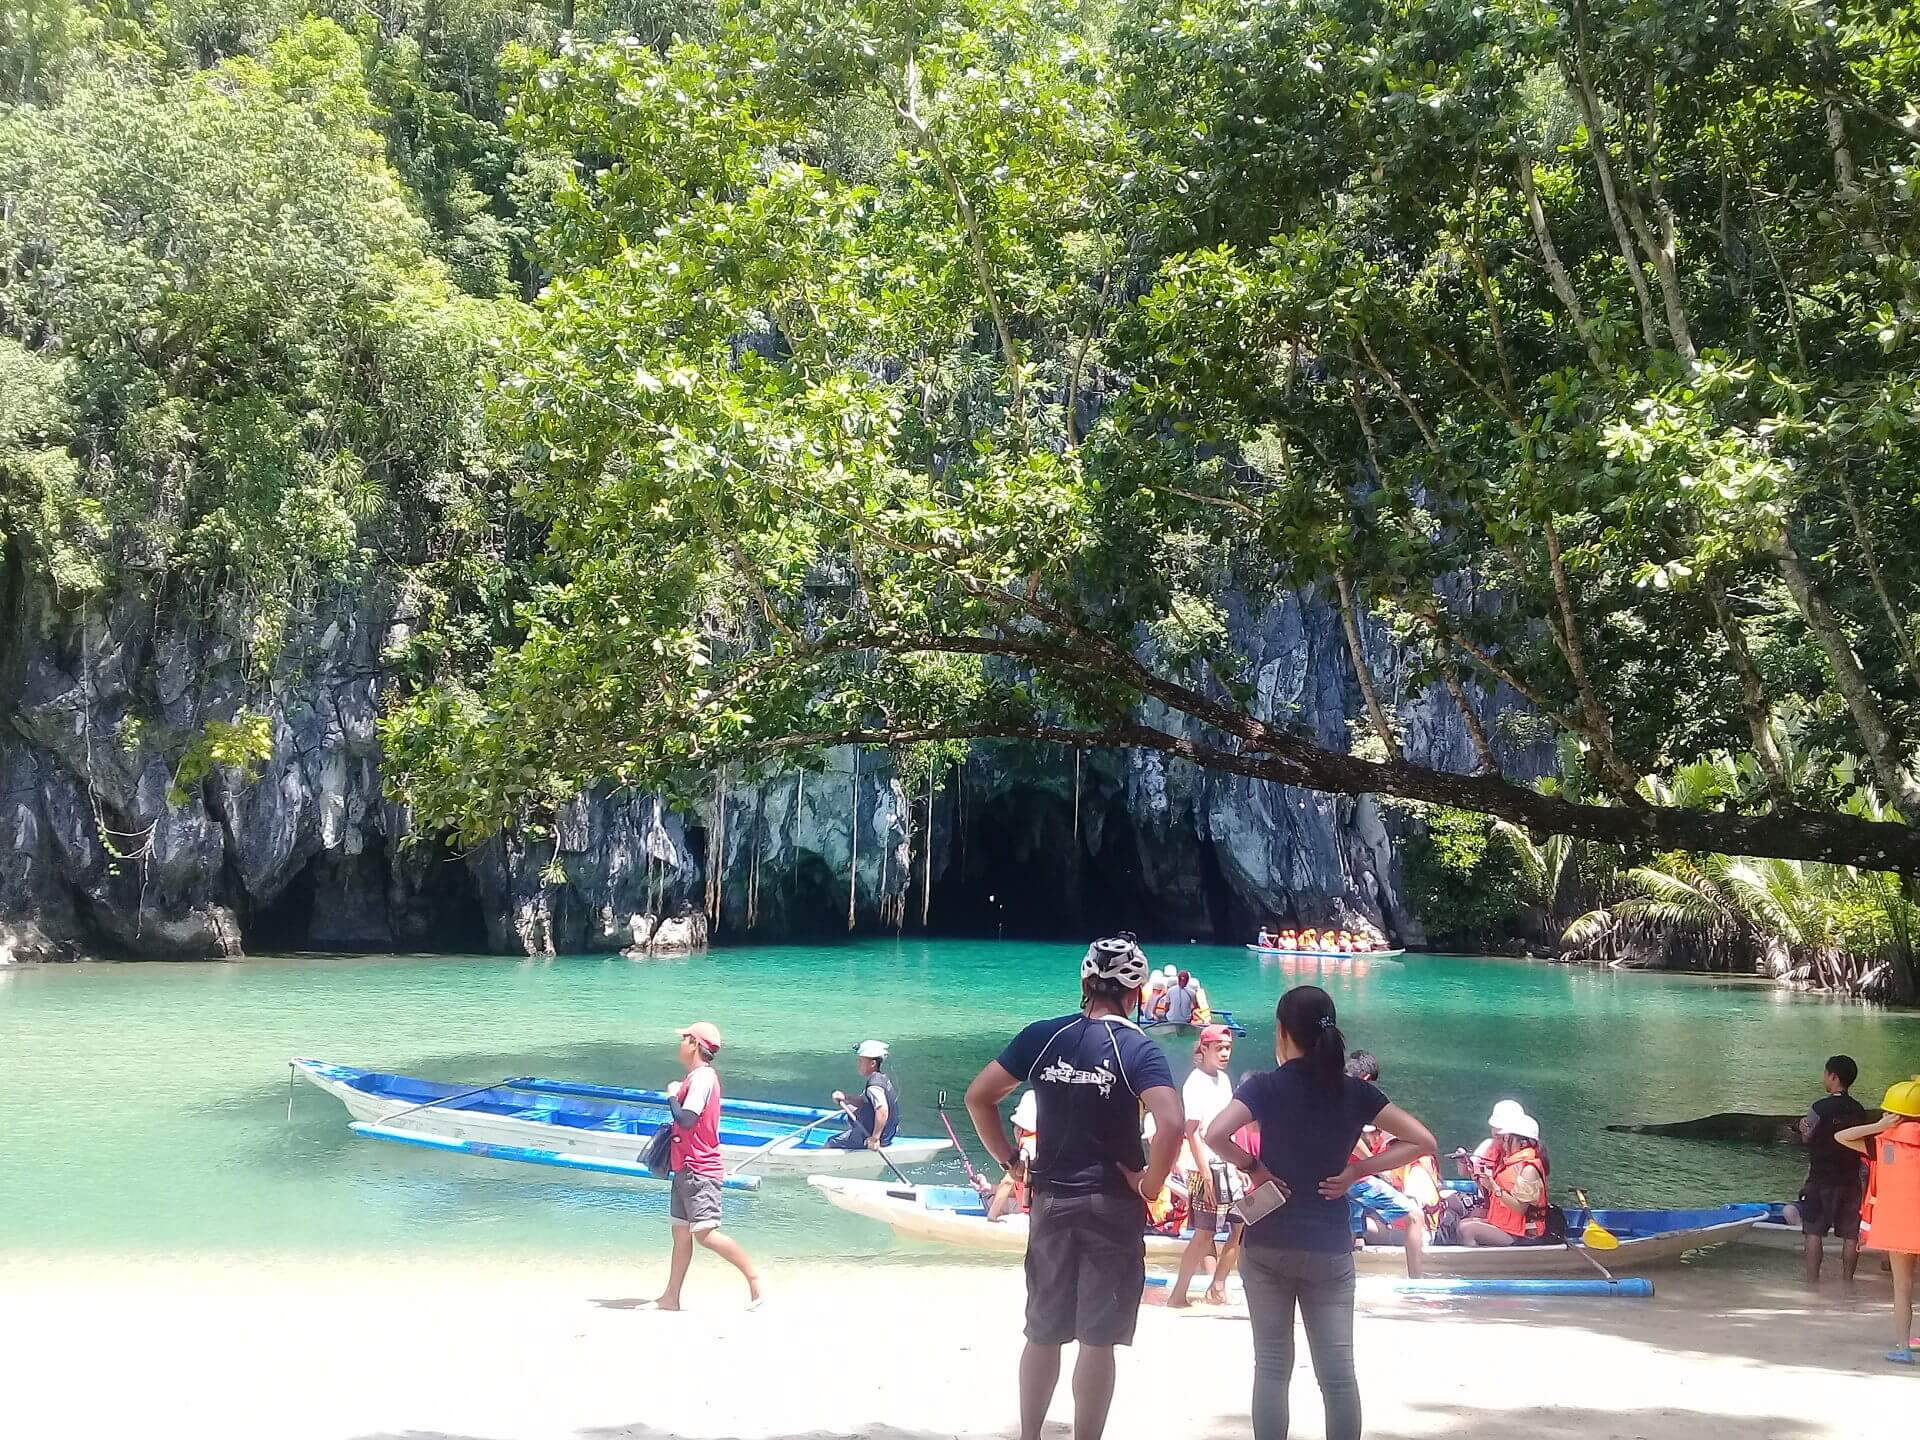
{"left": 7, "top": 0, "right": 1920, "bottom": 991}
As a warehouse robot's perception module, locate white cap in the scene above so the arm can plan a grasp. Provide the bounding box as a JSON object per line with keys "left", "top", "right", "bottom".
{"left": 1504, "top": 1112, "right": 1541, "bottom": 1141}
{"left": 1487, "top": 1099, "right": 1528, "bottom": 1131}
{"left": 854, "top": 1039, "right": 890, "bottom": 1060}
{"left": 1161, "top": 964, "right": 1178, "bottom": 979}
{"left": 1012, "top": 1090, "right": 1038, "bottom": 1132}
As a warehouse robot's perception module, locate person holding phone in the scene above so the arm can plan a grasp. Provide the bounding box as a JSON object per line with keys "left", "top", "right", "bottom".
{"left": 1204, "top": 986, "right": 1436, "bottom": 1440}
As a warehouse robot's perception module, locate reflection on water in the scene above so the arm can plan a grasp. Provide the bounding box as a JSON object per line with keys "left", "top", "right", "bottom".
{"left": 1, "top": 941, "right": 1914, "bottom": 1261}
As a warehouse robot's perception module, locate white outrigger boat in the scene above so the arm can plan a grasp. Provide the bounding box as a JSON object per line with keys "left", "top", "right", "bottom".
{"left": 807, "top": 1177, "right": 1765, "bottom": 1276}
{"left": 294, "top": 1059, "right": 949, "bottom": 1178}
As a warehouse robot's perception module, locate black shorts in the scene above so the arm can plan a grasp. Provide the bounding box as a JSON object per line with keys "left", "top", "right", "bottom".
{"left": 1799, "top": 1178, "right": 1863, "bottom": 1240}
{"left": 1024, "top": 1187, "right": 1148, "bottom": 1347}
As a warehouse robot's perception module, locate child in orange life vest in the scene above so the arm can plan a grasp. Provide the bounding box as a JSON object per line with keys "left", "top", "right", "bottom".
{"left": 1346, "top": 1050, "right": 1445, "bottom": 1277}
{"left": 1839, "top": 1077, "right": 1920, "bottom": 1365}
{"left": 981, "top": 1089, "right": 1039, "bottom": 1221}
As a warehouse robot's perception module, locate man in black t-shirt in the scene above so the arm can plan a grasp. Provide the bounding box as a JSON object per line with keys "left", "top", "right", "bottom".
{"left": 965, "top": 935, "right": 1182, "bottom": 1440}
{"left": 1799, "top": 1054, "right": 1869, "bottom": 1282}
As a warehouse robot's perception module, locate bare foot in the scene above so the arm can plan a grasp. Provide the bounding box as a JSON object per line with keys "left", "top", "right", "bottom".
{"left": 1167, "top": 1294, "right": 1192, "bottom": 1309}
{"left": 1201, "top": 1290, "right": 1227, "bottom": 1305}
{"left": 746, "top": 1274, "right": 765, "bottom": 1306}
{"left": 641, "top": 1297, "right": 681, "bottom": 1312}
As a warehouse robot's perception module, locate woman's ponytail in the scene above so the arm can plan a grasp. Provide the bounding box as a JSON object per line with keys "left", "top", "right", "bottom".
{"left": 1277, "top": 985, "right": 1346, "bottom": 1080}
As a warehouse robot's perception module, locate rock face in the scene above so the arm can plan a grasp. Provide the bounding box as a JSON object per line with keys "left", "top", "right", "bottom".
{"left": 0, "top": 562, "right": 1546, "bottom": 959}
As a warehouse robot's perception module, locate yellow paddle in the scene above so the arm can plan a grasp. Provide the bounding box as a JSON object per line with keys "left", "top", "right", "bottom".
{"left": 1574, "top": 1188, "right": 1621, "bottom": 1250}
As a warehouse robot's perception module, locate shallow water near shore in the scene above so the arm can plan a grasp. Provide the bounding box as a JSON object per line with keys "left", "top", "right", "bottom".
{"left": 2, "top": 940, "right": 1914, "bottom": 1261}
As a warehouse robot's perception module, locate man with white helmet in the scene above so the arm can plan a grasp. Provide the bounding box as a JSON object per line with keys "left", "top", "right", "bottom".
{"left": 965, "top": 933, "right": 1183, "bottom": 1440}
{"left": 828, "top": 1039, "right": 901, "bottom": 1151}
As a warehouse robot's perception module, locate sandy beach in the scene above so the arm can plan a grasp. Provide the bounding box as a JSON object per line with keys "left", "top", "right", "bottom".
{"left": 1, "top": 1246, "right": 1903, "bottom": 1439}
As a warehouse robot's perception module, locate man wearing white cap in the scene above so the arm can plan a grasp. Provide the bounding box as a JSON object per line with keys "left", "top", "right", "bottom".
{"left": 828, "top": 1039, "right": 901, "bottom": 1150}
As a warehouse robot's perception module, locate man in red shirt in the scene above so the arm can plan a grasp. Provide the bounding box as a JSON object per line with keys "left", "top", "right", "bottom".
{"left": 650, "top": 1022, "right": 763, "bottom": 1310}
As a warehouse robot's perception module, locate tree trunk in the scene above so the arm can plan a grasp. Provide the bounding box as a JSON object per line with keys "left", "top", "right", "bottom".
{"left": 1771, "top": 529, "right": 1920, "bottom": 816}
{"left": 1441, "top": 669, "right": 1500, "bottom": 775}
{"left": 1563, "top": 46, "right": 1662, "bottom": 352}
{"left": 1838, "top": 475, "right": 1920, "bottom": 687}
{"left": 1518, "top": 157, "right": 1606, "bottom": 371}
{"left": 1705, "top": 581, "right": 1789, "bottom": 804}
{"left": 1335, "top": 569, "right": 1402, "bottom": 760}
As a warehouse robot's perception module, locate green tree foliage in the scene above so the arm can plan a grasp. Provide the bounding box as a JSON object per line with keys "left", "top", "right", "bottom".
{"left": 385, "top": 0, "right": 1920, "bottom": 883}
{"left": 0, "top": 19, "right": 509, "bottom": 657}
{"left": 1393, "top": 805, "right": 1521, "bottom": 945}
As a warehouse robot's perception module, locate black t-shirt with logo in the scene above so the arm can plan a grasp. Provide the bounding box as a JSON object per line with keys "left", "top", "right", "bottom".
{"left": 997, "top": 1013, "right": 1175, "bottom": 1196}
{"left": 1805, "top": 1092, "right": 1870, "bottom": 1187}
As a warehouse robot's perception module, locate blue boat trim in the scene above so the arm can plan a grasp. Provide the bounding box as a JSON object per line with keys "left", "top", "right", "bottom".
{"left": 1395, "top": 1278, "right": 1653, "bottom": 1298}
{"left": 348, "top": 1122, "right": 762, "bottom": 1190}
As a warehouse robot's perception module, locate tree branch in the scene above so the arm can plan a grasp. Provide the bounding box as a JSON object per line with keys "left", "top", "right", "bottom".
{"left": 1517, "top": 155, "right": 1607, "bottom": 372}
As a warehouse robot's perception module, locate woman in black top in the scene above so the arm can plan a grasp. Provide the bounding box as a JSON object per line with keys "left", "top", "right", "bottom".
{"left": 1205, "top": 986, "right": 1436, "bottom": 1440}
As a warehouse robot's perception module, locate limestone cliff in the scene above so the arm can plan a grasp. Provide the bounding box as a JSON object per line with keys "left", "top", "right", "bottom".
{"left": 0, "top": 562, "right": 1543, "bottom": 960}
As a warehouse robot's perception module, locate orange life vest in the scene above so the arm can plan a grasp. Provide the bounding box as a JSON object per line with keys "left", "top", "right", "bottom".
{"left": 1862, "top": 1120, "right": 1920, "bottom": 1254}
{"left": 1397, "top": 1153, "right": 1445, "bottom": 1217}
{"left": 1485, "top": 1143, "right": 1547, "bottom": 1238}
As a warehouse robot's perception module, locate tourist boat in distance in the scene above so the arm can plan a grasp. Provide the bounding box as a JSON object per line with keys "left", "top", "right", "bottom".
{"left": 1246, "top": 944, "right": 1408, "bottom": 961}
{"left": 293, "top": 1060, "right": 950, "bottom": 1178}
{"left": 807, "top": 1177, "right": 1766, "bottom": 1276}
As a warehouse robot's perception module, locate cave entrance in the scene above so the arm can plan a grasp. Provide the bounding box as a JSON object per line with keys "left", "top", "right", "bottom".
{"left": 242, "top": 857, "right": 317, "bottom": 953}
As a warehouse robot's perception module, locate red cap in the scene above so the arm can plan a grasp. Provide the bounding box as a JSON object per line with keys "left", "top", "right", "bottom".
{"left": 677, "top": 1021, "right": 723, "bottom": 1052}
{"left": 1199, "top": 1024, "right": 1233, "bottom": 1046}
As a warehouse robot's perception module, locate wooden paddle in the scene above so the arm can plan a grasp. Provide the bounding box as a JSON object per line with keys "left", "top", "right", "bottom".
{"left": 1560, "top": 1188, "right": 1619, "bottom": 1282}
{"left": 1573, "top": 1188, "right": 1621, "bottom": 1248}
{"left": 726, "top": 1110, "right": 841, "bottom": 1177}
{"left": 936, "top": 1090, "right": 988, "bottom": 1191}
{"left": 840, "top": 1100, "right": 914, "bottom": 1184}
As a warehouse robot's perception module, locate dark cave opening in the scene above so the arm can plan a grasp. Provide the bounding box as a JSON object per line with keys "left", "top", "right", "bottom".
{"left": 928, "top": 789, "right": 1165, "bottom": 942}
{"left": 242, "top": 855, "right": 317, "bottom": 953}
{"left": 240, "top": 836, "right": 490, "bottom": 954}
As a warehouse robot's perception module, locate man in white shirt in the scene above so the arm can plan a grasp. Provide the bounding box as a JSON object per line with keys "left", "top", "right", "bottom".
{"left": 1168, "top": 1024, "right": 1242, "bottom": 1307}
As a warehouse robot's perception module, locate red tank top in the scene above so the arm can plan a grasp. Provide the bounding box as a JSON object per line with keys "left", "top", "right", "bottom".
{"left": 669, "top": 1068, "right": 724, "bottom": 1178}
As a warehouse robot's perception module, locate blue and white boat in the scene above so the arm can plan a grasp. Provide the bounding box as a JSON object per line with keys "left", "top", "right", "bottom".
{"left": 808, "top": 1177, "right": 1765, "bottom": 1276}
{"left": 293, "top": 1059, "right": 949, "bottom": 1178}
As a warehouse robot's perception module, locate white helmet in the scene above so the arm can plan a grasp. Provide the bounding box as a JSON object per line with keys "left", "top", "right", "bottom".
{"left": 854, "top": 1040, "right": 890, "bottom": 1060}
{"left": 1083, "top": 935, "right": 1150, "bottom": 989}
{"left": 1487, "top": 1099, "right": 1528, "bottom": 1132}
{"left": 1012, "top": 1090, "right": 1038, "bottom": 1132}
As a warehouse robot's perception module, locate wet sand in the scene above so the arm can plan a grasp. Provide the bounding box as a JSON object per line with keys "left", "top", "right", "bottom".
{"left": 2, "top": 1247, "right": 1904, "bottom": 1438}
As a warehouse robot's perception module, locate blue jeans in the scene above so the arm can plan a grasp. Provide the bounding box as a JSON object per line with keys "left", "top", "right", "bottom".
{"left": 1239, "top": 1245, "right": 1360, "bottom": 1440}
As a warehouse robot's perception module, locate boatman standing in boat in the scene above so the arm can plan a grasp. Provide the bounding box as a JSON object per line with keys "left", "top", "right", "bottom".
{"left": 964, "top": 935, "right": 1183, "bottom": 1440}
{"left": 829, "top": 1039, "right": 901, "bottom": 1150}
{"left": 648, "top": 1021, "right": 763, "bottom": 1312}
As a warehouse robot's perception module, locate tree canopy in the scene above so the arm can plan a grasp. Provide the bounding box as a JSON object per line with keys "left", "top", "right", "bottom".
{"left": 377, "top": 0, "right": 1920, "bottom": 878}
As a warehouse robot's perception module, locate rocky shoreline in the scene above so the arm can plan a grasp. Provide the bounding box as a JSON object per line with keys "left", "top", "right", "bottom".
{"left": 0, "top": 565, "right": 1546, "bottom": 962}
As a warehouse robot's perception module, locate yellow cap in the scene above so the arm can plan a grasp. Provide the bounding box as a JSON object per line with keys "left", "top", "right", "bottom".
{"left": 1881, "top": 1077, "right": 1920, "bottom": 1118}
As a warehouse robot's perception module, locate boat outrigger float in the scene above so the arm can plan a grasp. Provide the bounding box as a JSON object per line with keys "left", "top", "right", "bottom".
{"left": 806, "top": 1177, "right": 1766, "bottom": 1277}
{"left": 293, "top": 1059, "right": 950, "bottom": 1179}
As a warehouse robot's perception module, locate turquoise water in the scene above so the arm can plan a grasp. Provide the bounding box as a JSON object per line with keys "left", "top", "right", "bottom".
{"left": 2, "top": 941, "right": 1915, "bottom": 1261}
